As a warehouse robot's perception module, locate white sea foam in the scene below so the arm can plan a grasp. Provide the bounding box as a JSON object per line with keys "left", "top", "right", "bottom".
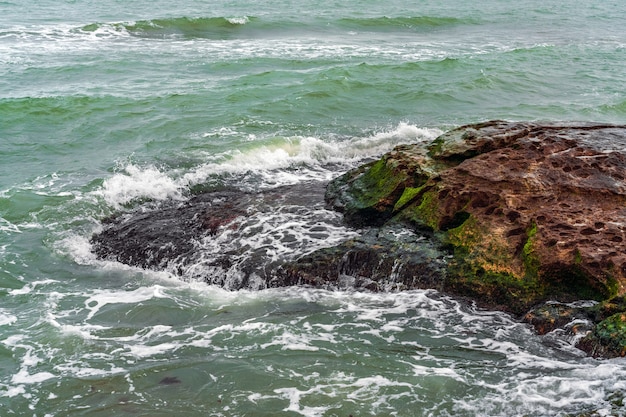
{"left": 226, "top": 16, "right": 250, "bottom": 25}
{"left": 55, "top": 234, "right": 99, "bottom": 265}
{"left": 86, "top": 123, "right": 440, "bottom": 212}
{"left": 1, "top": 334, "right": 57, "bottom": 399}
{"left": 5, "top": 284, "right": 626, "bottom": 416}
{"left": 0, "top": 217, "right": 21, "bottom": 234}
{"left": 0, "top": 311, "right": 17, "bottom": 326}
{"left": 9, "top": 279, "right": 59, "bottom": 296}
{"left": 84, "top": 285, "right": 168, "bottom": 320}
{"left": 98, "top": 163, "right": 183, "bottom": 208}
{"left": 183, "top": 123, "right": 441, "bottom": 190}
{"left": 190, "top": 206, "right": 358, "bottom": 267}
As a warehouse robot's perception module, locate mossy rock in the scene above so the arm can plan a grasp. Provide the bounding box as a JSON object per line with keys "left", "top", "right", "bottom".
{"left": 577, "top": 312, "right": 626, "bottom": 358}
{"left": 327, "top": 120, "right": 626, "bottom": 320}
{"left": 325, "top": 152, "right": 430, "bottom": 227}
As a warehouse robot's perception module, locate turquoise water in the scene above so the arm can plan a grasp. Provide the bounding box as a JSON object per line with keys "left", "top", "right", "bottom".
{"left": 2, "top": 0, "right": 626, "bottom": 415}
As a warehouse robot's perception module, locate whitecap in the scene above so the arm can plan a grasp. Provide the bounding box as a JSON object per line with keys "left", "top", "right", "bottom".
{"left": 97, "top": 163, "right": 183, "bottom": 208}
{"left": 183, "top": 123, "right": 442, "bottom": 189}
{"left": 226, "top": 16, "right": 250, "bottom": 25}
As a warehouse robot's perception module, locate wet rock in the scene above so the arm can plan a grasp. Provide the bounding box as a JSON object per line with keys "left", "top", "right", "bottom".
{"left": 522, "top": 302, "right": 584, "bottom": 335}
{"left": 274, "top": 225, "right": 446, "bottom": 291}
{"left": 327, "top": 121, "right": 626, "bottom": 316}
{"left": 92, "top": 183, "right": 351, "bottom": 289}
{"left": 577, "top": 312, "right": 626, "bottom": 358}
{"left": 91, "top": 189, "right": 253, "bottom": 272}
{"left": 91, "top": 181, "right": 447, "bottom": 291}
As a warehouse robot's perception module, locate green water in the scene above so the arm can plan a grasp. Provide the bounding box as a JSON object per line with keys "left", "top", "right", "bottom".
{"left": 1, "top": 0, "right": 626, "bottom": 415}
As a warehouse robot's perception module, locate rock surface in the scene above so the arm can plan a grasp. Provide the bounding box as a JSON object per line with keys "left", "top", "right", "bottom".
{"left": 91, "top": 183, "right": 448, "bottom": 291}
{"left": 326, "top": 121, "right": 626, "bottom": 315}
{"left": 92, "top": 120, "right": 626, "bottom": 357}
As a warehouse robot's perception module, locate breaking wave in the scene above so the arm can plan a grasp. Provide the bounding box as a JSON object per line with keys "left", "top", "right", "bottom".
{"left": 79, "top": 16, "right": 255, "bottom": 39}
{"left": 96, "top": 123, "right": 441, "bottom": 208}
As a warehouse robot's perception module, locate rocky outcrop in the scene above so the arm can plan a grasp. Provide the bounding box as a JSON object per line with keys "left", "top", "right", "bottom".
{"left": 91, "top": 183, "right": 448, "bottom": 291}
{"left": 92, "top": 120, "right": 626, "bottom": 357}
{"left": 323, "top": 120, "right": 626, "bottom": 357}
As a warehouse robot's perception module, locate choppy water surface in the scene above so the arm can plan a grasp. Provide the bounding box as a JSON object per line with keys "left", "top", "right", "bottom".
{"left": 1, "top": 0, "right": 626, "bottom": 415}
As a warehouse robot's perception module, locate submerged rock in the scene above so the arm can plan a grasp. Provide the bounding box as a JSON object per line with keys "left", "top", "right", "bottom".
{"left": 275, "top": 225, "right": 446, "bottom": 291}
{"left": 91, "top": 183, "right": 343, "bottom": 289}
{"left": 91, "top": 183, "right": 447, "bottom": 291}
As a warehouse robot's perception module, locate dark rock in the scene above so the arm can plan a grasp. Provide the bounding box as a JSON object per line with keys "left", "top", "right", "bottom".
{"left": 91, "top": 183, "right": 339, "bottom": 289}
{"left": 577, "top": 312, "right": 626, "bottom": 358}
{"left": 92, "top": 189, "right": 252, "bottom": 272}
{"left": 159, "top": 376, "right": 181, "bottom": 385}
{"left": 522, "top": 302, "right": 584, "bottom": 335}
{"left": 274, "top": 225, "right": 446, "bottom": 291}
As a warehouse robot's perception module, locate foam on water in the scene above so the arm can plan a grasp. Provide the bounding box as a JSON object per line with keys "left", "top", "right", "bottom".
{"left": 185, "top": 123, "right": 441, "bottom": 185}
{"left": 98, "top": 163, "right": 183, "bottom": 209}
{"left": 90, "top": 123, "right": 440, "bottom": 209}
{"left": 181, "top": 205, "right": 358, "bottom": 286}
{"left": 2, "top": 279, "right": 626, "bottom": 415}
{"left": 0, "top": 310, "right": 17, "bottom": 326}
{"left": 0, "top": 217, "right": 21, "bottom": 234}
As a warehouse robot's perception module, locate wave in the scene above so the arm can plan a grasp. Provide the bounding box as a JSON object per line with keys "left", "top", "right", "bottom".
{"left": 73, "top": 14, "right": 475, "bottom": 40}
{"left": 598, "top": 99, "right": 626, "bottom": 114}
{"left": 79, "top": 16, "right": 257, "bottom": 39}
{"left": 94, "top": 123, "right": 442, "bottom": 208}
{"left": 336, "top": 16, "right": 477, "bottom": 31}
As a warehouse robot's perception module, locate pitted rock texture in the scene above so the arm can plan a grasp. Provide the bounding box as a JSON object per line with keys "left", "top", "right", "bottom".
{"left": 430, "top": 122, "right": 626, "bottom": 289}
{"left": 326, "top": 121, "right": 626, "bottom": 314}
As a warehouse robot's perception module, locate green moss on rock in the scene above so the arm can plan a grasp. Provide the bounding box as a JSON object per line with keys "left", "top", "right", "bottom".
{"left": 522, "top": 222, "right": 540, "bottom": 279}
{"left": 578, "top": 312, "right": 626, "bottom": 358}
{"left": 393, "top": 185, "right": 426, "bottom": 213}
{"left": 350, "top": 159, "right": 406, "bottom": 208}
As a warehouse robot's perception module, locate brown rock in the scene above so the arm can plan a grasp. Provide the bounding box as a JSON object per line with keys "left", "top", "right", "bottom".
{"left": 326, "top": 120, "right": 626, "bottom": 314}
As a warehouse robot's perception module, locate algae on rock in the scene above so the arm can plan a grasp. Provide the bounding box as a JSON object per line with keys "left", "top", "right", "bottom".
{"left": 325, "top": 121, "right": 626, "bottom": 317}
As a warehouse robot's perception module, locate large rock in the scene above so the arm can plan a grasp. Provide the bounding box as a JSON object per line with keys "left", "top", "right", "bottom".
{"left": 92, "top": 120, "right": 626, "bottom": 357}
{"left": 91, "top": 183, "right": 448, "bottom": 291}
{"left": 326, "top": 121, "right": 626, "bottom": 316}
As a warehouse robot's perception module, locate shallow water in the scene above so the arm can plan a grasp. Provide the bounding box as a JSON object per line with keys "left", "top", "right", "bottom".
{"left": 2, "top": 0, "right": 626, "bottom": 415}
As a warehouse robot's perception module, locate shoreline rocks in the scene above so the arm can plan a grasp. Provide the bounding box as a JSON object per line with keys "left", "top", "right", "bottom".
{"left": 91, "top": 120, "right": 626, "bottom": 358}
{"left": 325, "top": 121, "right": 626, "bottom": 315}
{"left": 324, "top": 120, "right": 626, "bottom": 357}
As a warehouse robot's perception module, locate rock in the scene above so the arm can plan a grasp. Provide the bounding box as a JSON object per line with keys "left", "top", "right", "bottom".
{"left": 91, "top": 184, "right": 335, "bottom": 288}
{"left": 522, "top": 302, "right": 583, "bottom": 335}
{"left": 91, "top": 189, "right": 252, "bottom": 272}
{"left": 91, "top": 183, "right": 448, "bottom": 291}
{"left": 326, "top": 120, "right": 626, "bottom": 316}
{"left": 274, "top": 225, "right": 446, "bottom": 291}
{"left": 92, "top": 120, "right": 626, "bottom": 357}
{"left": 577, "top": 312, "right": 626, "bottom": 358}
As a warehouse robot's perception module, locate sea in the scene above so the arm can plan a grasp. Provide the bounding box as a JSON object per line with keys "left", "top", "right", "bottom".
{"left": 1, "top": 0, "right": 626, "bottom": 415}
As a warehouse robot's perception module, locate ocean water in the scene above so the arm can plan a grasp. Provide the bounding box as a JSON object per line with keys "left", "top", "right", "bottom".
{"left": 2, "top": 0, "right": 626, "bottom": 415}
